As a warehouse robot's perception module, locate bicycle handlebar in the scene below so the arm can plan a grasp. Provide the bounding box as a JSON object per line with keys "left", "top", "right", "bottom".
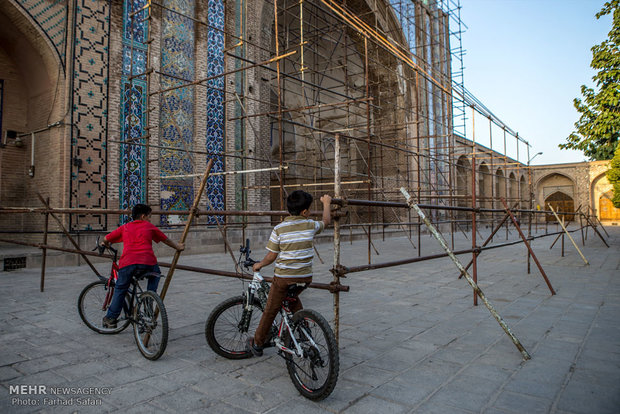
{"left": 94, "top": 236, "right": 118, "bottom": 258}
{"left": 239, "top": 238, "right": 257, "bottom": 269}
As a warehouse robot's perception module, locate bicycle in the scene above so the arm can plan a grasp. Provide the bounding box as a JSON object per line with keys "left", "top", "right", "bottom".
{"left": 205, "top": 239, "right": 339, "bottom": 400}
{"left": 77, "top": 238, "right": 169, "bottom": 360}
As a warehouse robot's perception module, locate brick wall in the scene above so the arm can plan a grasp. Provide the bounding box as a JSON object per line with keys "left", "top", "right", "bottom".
{"left": 0, "top": 1, "right": 67, "bottom": 236}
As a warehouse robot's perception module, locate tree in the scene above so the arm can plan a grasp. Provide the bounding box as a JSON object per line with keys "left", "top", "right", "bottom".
{"left": 559, "top": 0, "right": 620, "bottom": 160}
{"left": 607, "top": 144, "right": 620, "bottom": 207}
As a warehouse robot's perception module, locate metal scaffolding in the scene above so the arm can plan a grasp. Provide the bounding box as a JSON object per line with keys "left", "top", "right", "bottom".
{"left": 1, "top": 0, "right": 609, "bottom": 359}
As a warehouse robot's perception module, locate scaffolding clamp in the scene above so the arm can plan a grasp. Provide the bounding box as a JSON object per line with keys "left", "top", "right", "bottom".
{"left": 330, "top": 264, "right": 348, "bottom": 279}
{"left": 327, "top": 280, "right": 349, "bottom": 293}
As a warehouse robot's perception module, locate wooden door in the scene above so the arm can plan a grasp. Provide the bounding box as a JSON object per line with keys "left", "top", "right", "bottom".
{"left": 599, "top": 196, "right": 620, "bottom": 221}
{"left": 545, "top": 192, "right": 574, "bottom": 222}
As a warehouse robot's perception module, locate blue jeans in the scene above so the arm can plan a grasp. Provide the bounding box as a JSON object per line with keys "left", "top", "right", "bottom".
{"left": 105, "top": 264, "right": 161, "bottom": 320}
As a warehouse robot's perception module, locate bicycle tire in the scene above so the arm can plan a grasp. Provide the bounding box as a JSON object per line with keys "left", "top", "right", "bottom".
{"left": 133, "top": 291, "right": 168, "bottom": 360}
{"left": 77, "top": 281, "right": 130, "bottom": 334}
{"left": 205, "top": 295, "right": 263, "bottom": 359}
{"left": 285, "top": 309, "right": 339, "bottom": 401}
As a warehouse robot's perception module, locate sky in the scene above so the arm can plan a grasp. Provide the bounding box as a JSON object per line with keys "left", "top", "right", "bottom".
{"left": 459, "top": 0, "right": 613, "bottom": 165}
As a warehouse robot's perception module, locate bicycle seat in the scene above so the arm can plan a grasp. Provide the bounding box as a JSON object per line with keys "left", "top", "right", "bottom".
{"left": 285, "top": 283, "right": 309, "bottom": 298}
{"left": 134, "top": 271, "right": 162, "bottom": 281}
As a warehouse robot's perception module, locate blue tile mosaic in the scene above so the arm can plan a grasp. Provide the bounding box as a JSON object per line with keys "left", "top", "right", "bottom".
{"left": 123, "top": 0, "right": 149, "bottom": 43}
{"left": 117, "top": 0, "right": 226, "bottom": 225}
{"left": 159, "top": 0, "right": 196, "bottom": 226}
{"left": 160, "top": 183, "right": 194, "bottom": 226}
{"left": 207, "top": 0, "right": 225, "bottom": 223}
{"left": 119, "top": 82, "right": 147, "bottom": 214}
{"left": 119, "top": 0, "right": 149, "bottom": 223}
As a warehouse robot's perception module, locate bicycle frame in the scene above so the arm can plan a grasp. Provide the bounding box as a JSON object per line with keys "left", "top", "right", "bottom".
{"left": 245, "top": 272, "right": 318, "bottom": 359}
{"left": 98, "top": 243, "right": 142, "bottom": 320}
{"left": 274, "top": 310, "right": 319, "bottom": 358}
{"left": 100, "top": 261, "right": 119, "bottom": 308}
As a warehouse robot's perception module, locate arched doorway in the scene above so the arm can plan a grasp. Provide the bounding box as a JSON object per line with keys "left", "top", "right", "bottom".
{"left": 0, "top": 2, "right": 62, "bottom": 232}
{"left": 478, "top": 163, "right": 492, "bottom": 210}
{"left": 591, "top": 172, "right": 620, "bottom": 221}
{"left": 536, "top": 173, "right": 575, "bottom": 220}
{"left": 495, "top": 168, "right": 506, "bottom": 201}
{"left": 456, "top": 156, "right": 471, "bottom": 209}
{"left": 508, "top": 172, "right": 518, "bottom": 206}
{"left": 545, "top": 191, "right": 574, "bottom": 222}
{"left": 519, "top": 175, "right": 527, "bottom": 209}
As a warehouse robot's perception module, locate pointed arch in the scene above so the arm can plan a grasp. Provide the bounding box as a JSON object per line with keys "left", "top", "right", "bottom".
{"left": 478, "top": 162, "right": 492, "bottom": 209}
{"left": 495, "top": 168, "right": 506, "bottom": 199}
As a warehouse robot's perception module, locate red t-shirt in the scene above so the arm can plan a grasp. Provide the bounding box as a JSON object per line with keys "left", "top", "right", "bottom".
{"left": 106, "top": 220, "right": 167, "bottom": 268}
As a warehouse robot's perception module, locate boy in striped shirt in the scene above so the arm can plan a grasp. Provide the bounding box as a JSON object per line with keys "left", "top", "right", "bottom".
{"left": 248, "top": 190, "right": 332, "bottom": 356}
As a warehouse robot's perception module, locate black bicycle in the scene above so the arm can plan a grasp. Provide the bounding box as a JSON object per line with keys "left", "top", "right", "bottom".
{"left": 205, "top": 240, "right": 339, "bottom": 400}
{"left": 77, "top": 239, "right": 169, "bottom": 360}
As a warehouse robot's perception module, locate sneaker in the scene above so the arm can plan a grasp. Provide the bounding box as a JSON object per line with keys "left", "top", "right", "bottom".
{"left": 102, "top": 316, "right": 118, "bottom": 329}
{"left": 246, "top": 338, "right": 264, "bottom": 357}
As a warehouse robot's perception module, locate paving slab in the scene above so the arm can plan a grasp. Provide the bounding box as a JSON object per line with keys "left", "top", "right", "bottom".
{"left": 0, "top": 225, "right": 618, "bottom": 413}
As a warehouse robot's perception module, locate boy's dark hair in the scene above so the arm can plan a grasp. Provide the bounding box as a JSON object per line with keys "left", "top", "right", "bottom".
{"left": 132, "top": 204, "right": 152, "bottom": 220}
{"left": 287, "top": 190, "right": 313, "bottom": 215}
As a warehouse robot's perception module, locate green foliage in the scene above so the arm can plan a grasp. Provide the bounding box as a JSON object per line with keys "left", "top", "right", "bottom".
{"left": 606, "top": 144, "right": 620, "bottom": 207}
{"left": 560, "top": 0, "right": 620, "bottom": 160}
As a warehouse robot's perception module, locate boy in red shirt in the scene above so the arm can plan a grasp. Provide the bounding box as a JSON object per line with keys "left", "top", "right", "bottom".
{"left": 102, "top": 204, "right": 184, "bottom": 328}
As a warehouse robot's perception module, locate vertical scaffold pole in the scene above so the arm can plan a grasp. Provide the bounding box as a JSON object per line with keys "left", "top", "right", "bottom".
{"left": 40, "top": 197, "right": 50, "bottom": 292}
{"left": 471, "top": 107, "right": 478, "bottom": 306}
{"left": 332, "top": 134, "right": 342, "bottom": 342}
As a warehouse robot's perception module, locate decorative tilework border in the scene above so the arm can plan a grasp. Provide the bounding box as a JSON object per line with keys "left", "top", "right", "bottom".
{"left": 69, "top": 0, "right": 110, "bottom": 230}
{"left": 14, "top": 0, "right": 68, "bottom": 70}
{"left": 119, "top": 0, "right": 149, "bottom": 224}
{"left": 206, "top": 0, "right": 225, "bottom": 224}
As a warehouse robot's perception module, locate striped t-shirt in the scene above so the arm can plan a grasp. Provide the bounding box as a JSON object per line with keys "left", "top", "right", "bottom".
{"left": 266, "top": 216, "right": 325, "bottom": 278}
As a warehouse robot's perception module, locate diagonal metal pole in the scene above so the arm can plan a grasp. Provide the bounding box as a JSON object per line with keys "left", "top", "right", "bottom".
{"left": 458, "top": 205, "right": 517, "bottom": 280}
{"left": 549, "top": 232, "right": 563, "bottom": 250}
{"left": 548, "top": 205, "right": 589, "bottom": 265}
{"left": 592, "top": 212, "right": 610, "bottom": 237}
{"left": 580, "top": 212, "right": 609, "bottom": 248}
{"left": 144, "top": 160, "right": 215, "bottom": 351}
{"left": 159, "top": 159, "right": 214, "bottom": 301}
{"left": 36, "top": 193, "right": 102, "bottom": 278}
{"left": 400, "top": 188, "right": 531, "bottom": 360}
{"left": 500, "top": 198, "right": 555, "bottom": 295}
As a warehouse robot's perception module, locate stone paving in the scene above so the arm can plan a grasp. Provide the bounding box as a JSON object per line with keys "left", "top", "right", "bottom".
{"left": 0, "top": 225, "right": 619, "bottom": 413}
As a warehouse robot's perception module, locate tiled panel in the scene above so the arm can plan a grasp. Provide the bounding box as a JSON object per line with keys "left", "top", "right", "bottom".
{"left": 206, "top": 0, "right": 225, "bottom": 223}
{"left": 159, "top": 0, "right": 195, "bottom": 226}
{"left": 119, "top": 0, "right": 149, "bottom": 223}
{"left": 69, "top": 0, "right": 110, "bottom": 230}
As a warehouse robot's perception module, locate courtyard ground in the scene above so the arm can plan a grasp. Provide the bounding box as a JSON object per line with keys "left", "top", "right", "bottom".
{"left": 0, "top": 224, "right": 618, "bottom": 413}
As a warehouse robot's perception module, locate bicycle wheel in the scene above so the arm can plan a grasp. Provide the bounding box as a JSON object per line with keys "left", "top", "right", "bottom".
{"left": 133, "top": 291, "right": 168, "bottom": 360}
{"left": 77, "top": 281, "right": 130, "bottom": 334}
{"left": 205, "top": 295, "right": 263, "bottom": 359}
{"left": 285, "top": 309, "right": 339, "bottom": 401}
